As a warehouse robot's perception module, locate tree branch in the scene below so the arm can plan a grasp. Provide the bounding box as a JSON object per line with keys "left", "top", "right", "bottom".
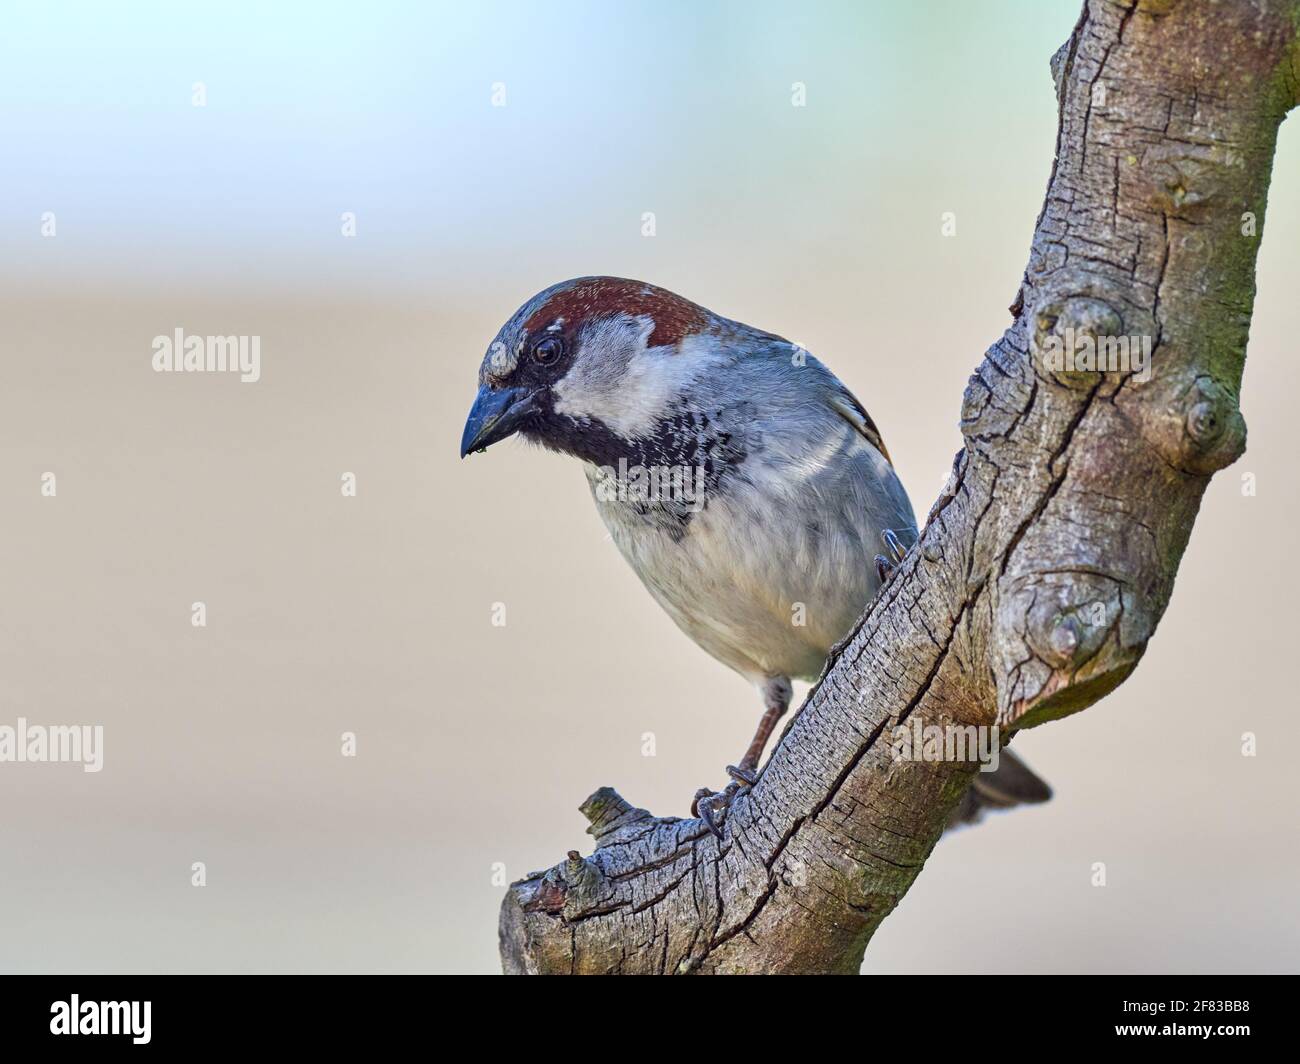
{"left": 499, "top": 0, "right": 1300, "bottom": 975}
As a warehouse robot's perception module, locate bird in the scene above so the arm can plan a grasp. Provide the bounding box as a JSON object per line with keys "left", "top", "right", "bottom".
{"left": 460, "top": 276, "right": 1050, "bottom": 837}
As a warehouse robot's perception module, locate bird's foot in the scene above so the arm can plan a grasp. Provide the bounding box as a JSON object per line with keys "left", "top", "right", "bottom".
{"left": 691, "top": 764, "right": 758, "bottom": 839}
{"left": 874, "top": 528, "right": 911, "bottom": 584}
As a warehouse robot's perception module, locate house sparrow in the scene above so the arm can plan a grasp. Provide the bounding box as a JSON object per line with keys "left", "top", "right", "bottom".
{"left": 461, "top": 277, "right": 1049, "bottom": 836}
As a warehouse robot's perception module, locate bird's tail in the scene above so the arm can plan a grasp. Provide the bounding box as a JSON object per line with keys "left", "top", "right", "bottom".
{"left": 946, "top": 747, "right": 1052, "bottom": 830}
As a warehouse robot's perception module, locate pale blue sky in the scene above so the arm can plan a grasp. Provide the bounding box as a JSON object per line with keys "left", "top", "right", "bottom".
{"left": 1, "top": 1, "right": 1084, "bottom": 295}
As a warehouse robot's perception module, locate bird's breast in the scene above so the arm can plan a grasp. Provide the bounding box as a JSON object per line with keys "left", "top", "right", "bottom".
{"left": 586, "top": 441, "right": 906, "bottom": 684}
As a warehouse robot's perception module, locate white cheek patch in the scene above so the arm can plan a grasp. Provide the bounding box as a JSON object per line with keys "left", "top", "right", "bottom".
{"left": 552, "top": 317, "right": 725, "bottom": 439}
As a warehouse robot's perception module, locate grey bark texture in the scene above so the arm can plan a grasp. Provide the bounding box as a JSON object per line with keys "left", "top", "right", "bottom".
{"left": 499, "top": 0, "right": 1300, "bottom": 975}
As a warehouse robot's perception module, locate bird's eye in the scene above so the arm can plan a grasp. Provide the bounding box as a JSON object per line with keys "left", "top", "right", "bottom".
{"left": 532, "top": 336, "right": 564, "bottom": 365}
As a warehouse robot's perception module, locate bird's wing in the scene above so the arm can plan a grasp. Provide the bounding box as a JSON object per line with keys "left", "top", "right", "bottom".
{"left": 827, "top": 388, "right": 893, "bottom": 465}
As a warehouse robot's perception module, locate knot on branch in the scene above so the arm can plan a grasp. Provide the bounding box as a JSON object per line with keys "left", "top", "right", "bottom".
{"left": 1033, "top": 296, "right": 1122, "bottom": 389}
{"left": 1025, "top": 581, "right": 1119, "bottom": 671}
{"left": 1125, "top": 369, "right": 1246, "bottom": 474}
{"left": 1025, "top": 275, "right": 1158, "bottom": 389}
{"left": 506, "top": 788, "right": 656, "bottom": 939}
{"left": 580, "top": 786, "right": 656, "bottom": 847}
{"left": 1179, "top": 377, "right": 1247, "bottom": 472}
{"left": 518, "top": 848, "right": 606, "bottom": 918}
{"left": 997, "top": 572, "right": 1134, "bottom": 730}
{"left": 1032, "top": 294, "right": 1148, "bottom": 390}
{"left": 1145, "top": 145, "right": 1230, "bottom": 220}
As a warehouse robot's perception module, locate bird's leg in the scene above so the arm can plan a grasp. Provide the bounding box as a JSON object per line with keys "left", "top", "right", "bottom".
{"left": 874, "top": 527, "right": 912, "bottom": 584}
{"left": 728, "top": 703, "right": 786, "bottom": 783}
{"left": 692, "top": 677, "right": 793, "bottom": 839}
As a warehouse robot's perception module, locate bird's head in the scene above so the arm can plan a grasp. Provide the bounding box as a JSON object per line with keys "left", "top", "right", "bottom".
{"left": 459, "top": 276, "right": 740, "bottom": 463}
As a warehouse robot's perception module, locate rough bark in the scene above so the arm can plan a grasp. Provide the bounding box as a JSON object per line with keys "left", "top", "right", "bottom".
{"left": 499, "top": 0, "right": 1300, "bottom": 975}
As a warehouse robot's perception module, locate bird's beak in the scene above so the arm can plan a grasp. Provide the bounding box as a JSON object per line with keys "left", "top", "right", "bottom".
{"left": 459, "top": 385, "right": 537, "bottom": 457}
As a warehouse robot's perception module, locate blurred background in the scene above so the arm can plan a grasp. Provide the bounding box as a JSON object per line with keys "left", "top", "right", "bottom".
{"left": 1, "top": 0, "right": 1296, "bottom": 973}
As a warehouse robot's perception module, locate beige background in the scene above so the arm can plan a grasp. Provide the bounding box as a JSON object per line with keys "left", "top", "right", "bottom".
{"left": 1, "top": 1, "right": 1297, "bottom": 973}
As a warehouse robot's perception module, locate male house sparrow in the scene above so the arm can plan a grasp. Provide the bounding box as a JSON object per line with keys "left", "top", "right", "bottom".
{"left": 461, "top": 277, "right": 1049, "bottom": 836}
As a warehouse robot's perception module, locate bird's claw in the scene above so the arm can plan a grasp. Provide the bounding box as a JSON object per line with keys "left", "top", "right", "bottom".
{"left": 882, "top": 528, "right": 909, "bottom": 563}
{"left": 692, "top": 787, "right": 727, "bottom": 839}
{"left": 691, "top": 773, "right": 753, "bottom": 840}
{"left": 876, "top": 529, "right": 912, "bottom": 584}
